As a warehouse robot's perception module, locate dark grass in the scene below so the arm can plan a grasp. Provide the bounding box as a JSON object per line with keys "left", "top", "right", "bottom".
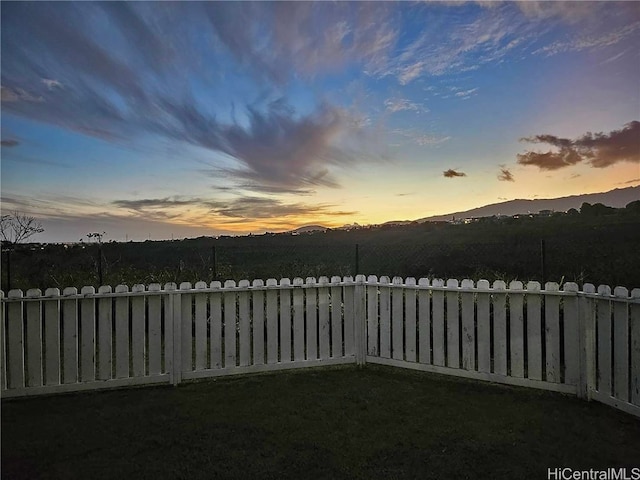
{"left": 2, "top": 365, "right": 639, "bottom": 480}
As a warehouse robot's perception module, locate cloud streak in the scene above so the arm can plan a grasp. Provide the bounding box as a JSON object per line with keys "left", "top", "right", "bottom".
{"left": 517, "top": 121, "right": 640, "bottom": 171}
{"left": 443, "top": 169, "right": 467, "bottom": 178}
{"left": 497, "top": 166, "right": 515, "bottom": 182}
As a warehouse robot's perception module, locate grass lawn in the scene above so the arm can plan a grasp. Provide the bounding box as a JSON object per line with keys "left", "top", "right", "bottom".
{"left": 2, "top": 365, "right": 639, "bottom": 480}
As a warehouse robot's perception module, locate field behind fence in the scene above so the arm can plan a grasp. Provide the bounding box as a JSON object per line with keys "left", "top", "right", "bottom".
{"left": 2, "top": 276, "right": 639, "bottom": 419}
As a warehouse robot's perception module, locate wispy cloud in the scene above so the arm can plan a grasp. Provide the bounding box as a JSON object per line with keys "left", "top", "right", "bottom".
{"left": 497, "top": 166, "right": 514, "bottom": 182}
{"left": 454, "top": 88, "right": 479, "bottom": 100}
{"left": 392, "top": 129, "right": 450, "bottom": 146}
{"left": 1, "top": 139, "right": 19, "bottom": 147}
{"left": 536, "top": 21, "right": 640, "bottom": 56}
{"left": 443, "top": 169, "right": 467, "bottom": 178}
{"left": 517, "top": 121, "right": 640, "bottom": 171}
{"left": 384, "top": 98, "right": 428, "bottom": 113}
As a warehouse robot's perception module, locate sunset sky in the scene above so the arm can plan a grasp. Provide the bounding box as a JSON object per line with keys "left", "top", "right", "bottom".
{"left": 1, "top": 1, "right": 639, "bottom": 243}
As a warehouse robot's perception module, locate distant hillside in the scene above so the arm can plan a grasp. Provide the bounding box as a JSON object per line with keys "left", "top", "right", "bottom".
{"left": 290, "top": 225, "right": 327, "bottom": 233}
{"left": 417, "top": 186, "right": 640, "bottom": 222}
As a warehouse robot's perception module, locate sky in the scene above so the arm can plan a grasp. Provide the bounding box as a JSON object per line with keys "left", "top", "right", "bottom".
{"left": 1, "top": 1, "right": 639, "bottom": 243}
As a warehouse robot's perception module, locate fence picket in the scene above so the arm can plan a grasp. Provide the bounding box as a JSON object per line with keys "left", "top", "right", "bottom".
{"left": 527, "top": 282, "right": 542, "bottom": 381}
{"left": 343, "top": 276, "right": 355, "bottom": 357}
{"left": 509, "top": 281, "right": 525, "bottom": 378}
{"left": 367, "top": 276, "right": 378, "bottom": 356}
{"left": 210, "top": 282, "right": 222, "bottom": 369}
{"left": 97, "top": 286, "right": 112, "bottom": 380}
{"left": 318, "top": 277, "right": 330, "bottom": 361}
{"left": 293, "top": 278, "right": 305, "bottom": 362}
{"left": 392, "top": 277, "right": 404, "bottom": 360}
{"left": 631, "top": 288, "right": 640, "bottom": 406}
{"left": 493, "top": 281, "right": 507, "bottom": 376}
{"left": 80, "top": 286, "right": 96, "bottom": 382}
{"left": 131, "top": 284, "right": 145, "bottom": 378}
{"left": 280, "top": 279, "right": 292, "bottom": 362}
{"left": 180, "top": 282, "right": 193, "bottom": 373}
{"left": 432, "top": 279, "right": 445, "bottom": 367}
{"left": 596, "top": 285, "right": 612, "bottom": 395}
{"left": 252, "top": 279, "right": 265, "bottom": 366}
{"left": 224, "top": 280, "right": 237, "bottom": 368}
{"left": 379, "top": 276, "right": 391, "bottom": 359}
{"left": 460, "top": 280, "right": 474, "bottom": 371}
{"left": 563, "top": 283, "right": 580, "bottom": 386}
{"left": 148, "top": 284, "right": 162, "bottom": 375}
{"left": 0, "top": 291, "right": 4, "bottom": 390}
{"left": 613, "top": 286, "right": 629, "bottom": 402}
{"left": 418, "top": 278, "right": 431, "bottom": 364}
{"left": 545, "top": 282, "right": 561, "bottom": 383}
{"left": 114, "top": 285, "right": 129, "bottom": 379}
{"left": 238, "top": 280, "right": 251, "bottom": 367}
{"left": 476, "top": 280, "right": 491, "bottom": 373}
{"left": 446, "top": 279, "right": 460, "bottom": 369}
{"left": 194, "top": 282, "right": 208, "bottom": 370}
{"left": 26, "top": 289, "right": 43, "bottom": 387}
{"left": 330, "top": 276, "right": 342, "bottom": 358}
{"left": 62, "top": 287, "right": 79, "bottom": 384}
{"left": 405, "top": 278, "right": 417, "bottom": 363}
{"left": 7, "top": 290, "right": 24, "bottom": 389}
{"left": 253, "top": 278, "right": 266, "bottom": 365}
{"left": 306, "top": 277, "right": 318, "bottom": 361}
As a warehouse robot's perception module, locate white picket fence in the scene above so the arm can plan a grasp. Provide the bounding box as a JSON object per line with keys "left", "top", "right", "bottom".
{"left": 1, "top": 276, "right": 639, "bottom": 417}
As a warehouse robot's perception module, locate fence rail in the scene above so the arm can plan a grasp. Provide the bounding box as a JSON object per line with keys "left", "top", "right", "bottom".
{"left": 1, "top": 276, "right": 639, "bottom": 418}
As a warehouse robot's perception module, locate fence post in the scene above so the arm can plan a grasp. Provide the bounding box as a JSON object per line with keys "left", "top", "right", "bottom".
{"left": 165, "top": 282, "right": 182, "bottom": 386}
{"left": 211, "top": 246, "right": 217, "bottom": 281}
{"left": 354, "top": 274, "right": 367, "bottom": 366}
{"left": 354, "top": 244, "right": 360, "bottom": 276}
{"left": 540, "top": 239, "right": 546, "bottom": 285}
{"left": 577, "top": 284, "right": 596, "bottom": 400}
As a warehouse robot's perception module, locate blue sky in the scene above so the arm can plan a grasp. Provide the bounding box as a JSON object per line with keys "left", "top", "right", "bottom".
{"left": 1, "top": 1, "right": 639, "bottom": 242}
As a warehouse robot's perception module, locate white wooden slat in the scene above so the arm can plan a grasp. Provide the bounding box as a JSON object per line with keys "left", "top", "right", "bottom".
{"left": 147, "top": 284, "right": 162, "bottom": 375}
{"left": 7, "top": 290, "right": 24, "bottom": 389}
{"left": 596, "top": 285, "right": 612, "bottom": 395}
{"left": 318, "top": 277, "right": 331, "bottom": 361}
{"left": 446, "top": 279, "right": 460, "bottom": 369}
{"left": 379, "top": 276, "right": 391, "bottom": 359}
{"left": 526, "top": 281, "right": 543, "bottom": 381}
{"left": 562, "top": 283, "right": 580, "bottom": 386}
{"left": 280, "top": 278, "right": 292, "bottom": 362}
{"left": 209, "top": 282, "right": 223, "bottom": 369}
{"left": 194, "top": 282, "right": 208, "bottom": 371}
{"left": 493, "top": 280, "right": 507, "bottom": 376}
{"left": 418, "top": 278, "right": 431, "bottom": 364}
{"left": 631, "top": 288, "right": 640, "bottom": 406}
{"left": 343, "top": 276, "right": 355, "bottom": 357}
{"left": 305, "top": 277, "right": 318, "bottom": 361}
{"left": 62, "top": 287, "right": 79, "bottom": 385}
{"left": 578, "top": 284, "right": 596, "bottom": 400}
{"left": 114, "top": 285, "right": 129, "bottom": 379}
{"left": 180, "top": 282, "right": 193, "bottom": 373}
{"left": 266, "top": 279, "right": 278, "bottom": 364}
{"left": 97, "top": 286, "right": 112, "bottom": 380}
{"left": 405, "top": 278, "right": 417, "bottom": 363}
{"left": 131, "top": 284, "right": 145, "bottom": 378}
{"left": 432, "top": 279, "right": 445, "bottom": 367}
{"left": 461, "top": 279, "right": 474, "bottom": 371}
{"left": 367, "top": 275, "right": 379, "bottom": 356}
{"left": 26, "top": 289, "right": 43, "bottom": 387}
{"left": 252, "top": 278, "right": 264, "bottom": 365}
{"left": 164, "top": 283, "right": 177, "bottom": 384}
{"left": 476, "top": 280, "right": 491, "bottom": 374}
{"left": 80, "top": 286, "right": 96, "bottom": 383}
{"left": 293, "top": 278, "right": 305, "bottom": 362}
{"left": 330, "top": 276, "right": 343, "bottom": 358}
{"left": 509, "top": 281, "right": 525, "bottom": 378}
{"left": 0, "top": 291, "right": 5, "bottom": 390}
{"left": 238, "top": 280, "right": 251, "bottom": 367}
{"left": 392, "top": 277, "right": 404, "bottom": 361}
{"left": 613, "top": 286, "right": 629, "bottom": 402}
{"left": 252, "top": 279, "right": 265, "bottom": 366}
{"left": 224, "top": 280, "right": 237, "bottom": 368}
{"left": 544, "top": 282, "right": 561, "bottom": 383}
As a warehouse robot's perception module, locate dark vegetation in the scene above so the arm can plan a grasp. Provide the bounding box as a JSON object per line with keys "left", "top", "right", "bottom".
{"left": 2, "top": 202, "right": 640, "bottom": 291}
{"left": 2, "top": 366, "right": 639, "bottom": 480}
